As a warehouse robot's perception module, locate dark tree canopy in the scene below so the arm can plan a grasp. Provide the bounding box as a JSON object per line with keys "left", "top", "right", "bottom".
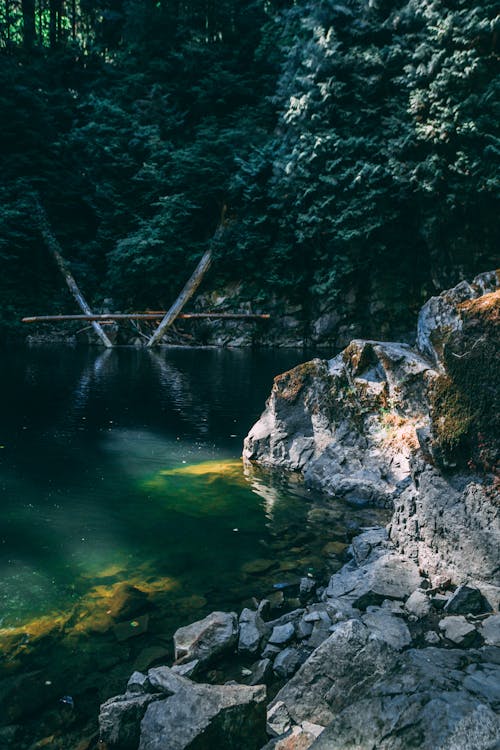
{"left": 0, "top": 0, "right": 498, "bottom": 339}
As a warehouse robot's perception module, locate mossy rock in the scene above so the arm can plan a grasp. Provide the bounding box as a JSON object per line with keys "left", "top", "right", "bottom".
{"left": 430, "top": 290, "right": 499, "bottom": 471}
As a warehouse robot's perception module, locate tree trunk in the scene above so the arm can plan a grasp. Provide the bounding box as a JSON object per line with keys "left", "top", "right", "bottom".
{"left": 146, "top": 249, "right": 213, "bottom": 347}
{"left": 5, "top": 0, "right": 11, "bottom": 43}
{"left": 34, "top": 199, "right": 114, "bottom": 348}
{"left": 147, "top": 210, "right": 226, "bottom": 347}
{"left": 22, "top": 0, "right": 36, "bottom": 48}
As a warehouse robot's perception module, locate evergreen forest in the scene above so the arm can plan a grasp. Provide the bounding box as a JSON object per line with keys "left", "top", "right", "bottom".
{"left": 1, "top": 0, "right": 499, "bottom": 340}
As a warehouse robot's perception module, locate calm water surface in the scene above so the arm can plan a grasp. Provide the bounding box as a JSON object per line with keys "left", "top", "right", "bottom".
{"left": 0, "top": 346, "right": 387, "bottom": 748}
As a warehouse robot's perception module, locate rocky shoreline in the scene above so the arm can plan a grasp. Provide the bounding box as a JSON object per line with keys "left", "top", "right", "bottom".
{"left": 98, "top": 271, "right": 499, "bottom": 749}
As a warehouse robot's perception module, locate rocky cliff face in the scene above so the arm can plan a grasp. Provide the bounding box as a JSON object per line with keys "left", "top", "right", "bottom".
{"left": 244, "top": 271, "right": 500, "bottom": 595}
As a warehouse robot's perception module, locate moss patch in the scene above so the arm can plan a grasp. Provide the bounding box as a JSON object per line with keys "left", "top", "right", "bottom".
{"left": 273, "top": 359, "right": 326, "bottom": 403}
{"left": 430, "top": 375, "right": 474, "bottom": 455}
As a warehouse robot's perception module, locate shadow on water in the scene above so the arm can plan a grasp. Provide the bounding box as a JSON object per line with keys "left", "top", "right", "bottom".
{"left": 0, "top": 345, "right": 388, "bottom": 749}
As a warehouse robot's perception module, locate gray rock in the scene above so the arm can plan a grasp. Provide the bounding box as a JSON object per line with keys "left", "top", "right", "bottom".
{"left": 266, "top": 609, "right": 304, "bottom": 629}
{"left": 405, "top": 590, "right": 431, "bottom": 618}
{"left": 262, "top": 643, "right": 281, "bottom": 659}
{"left": 127, "top": 671, "right": 150, "bottom": 694}
{"left": 308, "top": 620, "right": 333, "bottom": 649}
{"left": 463, "top": 662, "right": 500, "bottom": 705}
{"left": 439, "top": 615, "right": 478, "bottom": 645}
{"left": 351, "top": 527, "right": 389, "bottom": 565}
{"left": 171, "top": 660, "right": 200, "bottom": 678}
{"left": 430, "top": 592, "right": 450, "bottom": 610}
{"left": 296, "top": 617, "right": 314, "bottom": 639}
{"left": 238, "top": 608, "right": 268, "bottom": 654}
{"left": 324, "top": 553, "right": 422, "bottom": 610}
{"left": 311, "top": 691, "right": 500, "bottom": 750}
{"left": 136, "top": 668, "right": 267, "bottom": 750}
{"left": 390, "top": 460, "right": 499, "bottom": 590}
{"left": 417, "top": 271, "right": 499, "bottom": 364}
{"left": 480, "top": 615, "right": 500, "bottom": 647}
{"left": 303, "top": 611, "right": 322, "bottom": 623}
{"left": 310, "top": 646, "right": 500, "bottom": 750}
{"left": 99, "top": 693, "right": 159, "bottom": 749}
{"left": 248, "top": 658, "right": 273, "bottom": 686}
{"left": 173, "top": 611, "right": 238, "bottom": 664}
{"left": 444, "top": 585, "right": 492, "bottom": 616}
{"left": 301, "top": 722, "right": 325, "bottom": 739}
{"left": 424, "top": 631, "right": 440, "bottom": 645}
{"left": 268, "top": 622, "right": 295, "bottom": 646}
{"left": 361, "top": 609, "right": 412, "bottom": 650}
{"left": 273, "top": 648, "right": 308, "bottom": 679}
{"left": 243, "top": 342, "right": 432, "bottom": 507}
{"left": 266, "top": 700, "right": 292, "bottom": 737}
{"left": 270, "top": 619, "right": 397, "bottom": 726}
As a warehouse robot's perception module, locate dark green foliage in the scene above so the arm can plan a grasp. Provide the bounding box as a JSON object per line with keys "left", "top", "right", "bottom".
{"left": 0, "top": 0, "right": 498, "bottom": 340}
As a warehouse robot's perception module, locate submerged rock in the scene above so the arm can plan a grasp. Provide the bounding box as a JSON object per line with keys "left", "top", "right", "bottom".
{"left": 108, "top": 583, "right": 150, "bottom": 620}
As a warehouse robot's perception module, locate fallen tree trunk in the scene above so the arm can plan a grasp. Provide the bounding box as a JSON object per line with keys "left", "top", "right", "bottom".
{"left": 146, "top": 249, "right": 213, "bottom": 347}
{"left": 34, "top": 198, "right": 113, "bottom": 348}
{"left": 146, "top": 210, "right": 228, "bottom": 348}
{"left": 22, "top": 313, "right": 270, "bottom": 323}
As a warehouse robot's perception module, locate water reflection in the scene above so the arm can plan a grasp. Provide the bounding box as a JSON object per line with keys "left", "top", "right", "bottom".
{"left": 0, "top": 345, "right": 388, "bottom": 750}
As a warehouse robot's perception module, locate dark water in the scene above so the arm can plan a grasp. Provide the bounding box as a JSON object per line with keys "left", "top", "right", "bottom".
{"left": 0, "top": 346, "right": 387, "bottom": 748}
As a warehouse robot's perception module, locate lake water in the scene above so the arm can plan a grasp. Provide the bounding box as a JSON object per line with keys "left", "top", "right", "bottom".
{"left": 0, "top": 346, "right": 387, "bottom": 749}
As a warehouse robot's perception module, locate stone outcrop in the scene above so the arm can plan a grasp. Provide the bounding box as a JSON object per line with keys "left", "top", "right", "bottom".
{"left": 244, "top": 270, "right": 500, "bottom": 594}
{"left": 310, "top": 646, "right": 500, "bottom": 750}
{"left": 417, "top": 269, "right": 499, "bottom": 365}
{"left": 244, "top": 341, "right": 434, "bottom": 507}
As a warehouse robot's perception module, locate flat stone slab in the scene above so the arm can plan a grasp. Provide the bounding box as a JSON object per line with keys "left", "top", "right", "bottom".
{"left": 324, "top": 553, "right": 422, "bottom": 609}
{"left": 361, "top": 608, "right": 411, "bottom": 650}
{"left": 439, "top": 616, "right": 477, "bottom": 645}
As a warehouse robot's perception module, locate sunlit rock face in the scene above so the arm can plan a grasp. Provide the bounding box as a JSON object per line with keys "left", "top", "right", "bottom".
{"left": 244, "top": 271, "right": 500, "bottom": 593}
{"left": 243, "top": 342, "right": 435, "bottom": 508}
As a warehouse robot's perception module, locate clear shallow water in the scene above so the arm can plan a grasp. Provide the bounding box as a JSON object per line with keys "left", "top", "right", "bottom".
{"left": 0, "top": 347, "right": 320, "bottom": 629}
{"left": 0, "top": 346, "right": 387, "bottom": 748}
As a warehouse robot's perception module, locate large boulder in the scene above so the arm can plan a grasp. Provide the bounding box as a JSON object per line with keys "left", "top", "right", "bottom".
{"left": 99, "top": 666, "right": 267, "bottom": 750}
{"left": 416, "top": 270, "right": 499, "bottom": 366}
{"left": 389, "top": 459, "right": 500, "bottom": 593}
{"left": 173, "top": 611, "right": 238, "bottom": 665}
{"left": 310, "top": 646, "right": 500, "bottom": 750}
{"left": 244, "top": 342, "right": 434, "bottom": 507}
{"left": 269, "top": 618, "right": 397, "bottom": 726}
{"left": 244, "top": 271, "right": 500, "bottom": 590}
